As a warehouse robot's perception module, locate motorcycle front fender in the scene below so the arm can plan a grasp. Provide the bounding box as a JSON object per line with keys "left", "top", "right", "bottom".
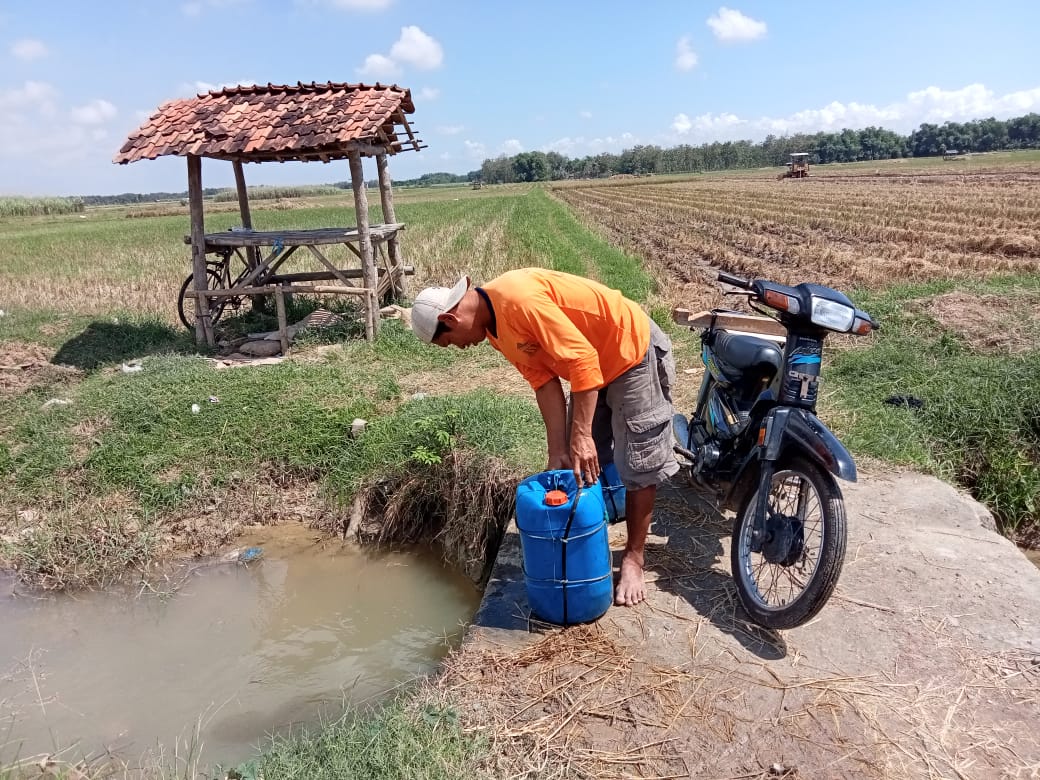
{"left": 765, "top": 407, "right": 857, "bottom": 482}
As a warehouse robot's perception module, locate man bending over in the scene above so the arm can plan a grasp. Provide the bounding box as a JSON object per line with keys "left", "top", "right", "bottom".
{"left": 410, "top": 268, "right": 678, "bottom": 606}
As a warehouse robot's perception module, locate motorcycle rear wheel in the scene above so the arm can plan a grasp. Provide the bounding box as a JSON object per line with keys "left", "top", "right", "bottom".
{"left": 731, "top": 455, "right": 846, "bottom": 630}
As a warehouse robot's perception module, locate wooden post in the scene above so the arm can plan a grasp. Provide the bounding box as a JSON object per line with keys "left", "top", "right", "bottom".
{"left": 232, "top": 160, "right": 260, "bottom": 270}
{"left": 275, "top": 286, "right": 290, "bottom": 355}
{"left": 187, "top": 155, "right": 214, "bottom": 346}
{"left": 349, "top": 150, "right": 378, "bottom": 340}
{"left": 375, "top": 153, "right": 405, "bottom": 300}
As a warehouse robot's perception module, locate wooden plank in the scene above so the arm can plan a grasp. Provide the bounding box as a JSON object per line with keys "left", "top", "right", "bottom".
{"left": 187, "top": 155, "right": 214, "bottom": 346}
{"left": 184, "top": 224, "right": 405, "bottom": 247}
{"left": 267, "top": 266, "right": 414, "bottom": 284}
{"left": 349, "top": 150, "right": 378, "bottom": 341}
{"left": 305, "top": 244, "right": 358, "bottom": 288}
{"left": 186, "top": 284, "right": 373, "bottom": 298}
{"left": 673, "top": 308, "right": 788, "bottom": 338}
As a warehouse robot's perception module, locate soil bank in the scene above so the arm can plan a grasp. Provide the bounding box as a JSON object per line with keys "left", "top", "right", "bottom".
{"left": 447, "top": 470, "right": 1040, "bottom": 779}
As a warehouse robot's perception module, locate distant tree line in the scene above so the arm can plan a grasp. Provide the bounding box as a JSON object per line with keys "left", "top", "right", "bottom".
{"left": 58, "top": 112, "right": 1040, "bottom": 204}
{"left": 476, "top": 112, "right": 1040, "bottom": 184}
{"left": 79, "top": 188, "right": 225, "bottom": 206}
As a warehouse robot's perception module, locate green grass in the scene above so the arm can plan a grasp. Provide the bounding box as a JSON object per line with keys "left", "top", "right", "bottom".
{"left": 232, "top": 699, "right": 487, "bottom": 780}
{"left": 829, "top": 275, "right": 1040, "bottom": 538}
{"left": 506, "top": 187, "right": 655, "bottom": 301}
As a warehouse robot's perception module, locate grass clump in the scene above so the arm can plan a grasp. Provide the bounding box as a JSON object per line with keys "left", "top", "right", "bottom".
{"left": 238, "top": 699, "right": 486, "bottom": 780}
{"left": 337, "top": 390, "right": 543, "bottom": 582}
{"left": 829, "top": 276, "right": 1040, "bottom": 539}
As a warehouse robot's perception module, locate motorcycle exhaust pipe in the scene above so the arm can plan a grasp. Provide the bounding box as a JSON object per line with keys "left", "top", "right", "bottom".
{"left": 672, "top": 414, "right": 697, "bottom": 466}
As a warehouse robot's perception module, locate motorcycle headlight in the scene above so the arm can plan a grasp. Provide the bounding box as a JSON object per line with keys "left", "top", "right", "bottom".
{"left": 810, "top": 296, "right": 855, "bottom": 332}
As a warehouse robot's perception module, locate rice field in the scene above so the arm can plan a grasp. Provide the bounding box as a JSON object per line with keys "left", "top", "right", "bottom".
{"left": 554, "top": 167, "right": 1040, "bottom": 311}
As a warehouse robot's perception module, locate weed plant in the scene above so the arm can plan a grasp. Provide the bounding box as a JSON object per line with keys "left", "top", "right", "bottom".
{"left": 829, "top": 276, "right": 1040, "bottom": 539}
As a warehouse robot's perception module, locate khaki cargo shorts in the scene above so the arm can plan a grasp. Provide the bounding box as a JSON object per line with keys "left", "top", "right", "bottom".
{"left": 592, "top": 319, "right": 679, "bottom": 491}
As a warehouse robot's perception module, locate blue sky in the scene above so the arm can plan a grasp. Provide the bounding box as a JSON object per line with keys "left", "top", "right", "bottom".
{"left": 2, "top": 0, "right": 1038, "bottom": 196}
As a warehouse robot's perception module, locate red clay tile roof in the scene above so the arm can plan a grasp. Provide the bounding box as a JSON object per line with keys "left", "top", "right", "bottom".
{"left": 114, "top": 81, "right": 422, "bottom": 165}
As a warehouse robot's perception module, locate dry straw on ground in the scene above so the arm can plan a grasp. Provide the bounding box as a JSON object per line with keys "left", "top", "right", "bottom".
{"left": 430, "top": 612, "right": 1040, "bottom": 779}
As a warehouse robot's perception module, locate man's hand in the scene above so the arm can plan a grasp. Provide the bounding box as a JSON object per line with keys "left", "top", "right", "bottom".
{"left": 570, "top": 430, "right": 600, "bottom": 486}
{"left": 569, "top": 388, "right": 600, "bottom": 486}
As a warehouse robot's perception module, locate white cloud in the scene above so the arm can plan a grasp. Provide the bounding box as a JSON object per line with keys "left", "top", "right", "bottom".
{"left": 463, "top": 140, "right": 487, "bottom": 160}
{"left": 418, "top": 86, "right": 440, "bottom": 101}
{"left": 11, "top": 38, "right": 48, "bottom": 61}
{"left": 71, "top": 99, "right": 117, "bottom": 125}
{"left": 357, "top": 53, "right": 401, "bottom": 80}
{"left": 177, "top": 79, "right": 255, "bottom": 96}
{"left": 668, "top": 83, "right": 1040, "bottom": 143}
{"left": 500, "top": 139, "right": 523, "bottom": 155}
{"left": 542, "top": 132, "right": 638, "bottom": 157}
{"left": 0, "top": 81, "right": 58, "bottom": 114}
{"left": 579, "top": 110, "right": 593, "bottom": 119}
{"left": 389, "top": 26, "right": 443, "bottom": 70}
{"left": 674, "top": 36, "right": 698, "bottom": 71}
{"left": 0, "top": 82, "right": 122, "bottom": 174}
{"left": 707, "top": 7, "right": 767, "bottom": 42}
{"left": 358, "top": 25, "right": 442, "bottom": 82}
{"left": 437, "top": 124, "right": 464, "bottom": 135}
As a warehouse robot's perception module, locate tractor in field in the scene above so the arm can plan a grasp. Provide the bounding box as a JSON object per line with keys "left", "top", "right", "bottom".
{"left": 778, "top": 152, "right": 810, "bottom": 180}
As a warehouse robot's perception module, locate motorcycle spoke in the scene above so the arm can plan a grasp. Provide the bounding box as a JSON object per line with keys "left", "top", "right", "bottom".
{"left": 740, "top": 468, "right": 827, "bottom": 610}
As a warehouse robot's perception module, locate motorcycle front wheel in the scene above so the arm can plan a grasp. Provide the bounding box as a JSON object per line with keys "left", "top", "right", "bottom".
{"left": 731, "top": 455, "right": 846, "bottom": 630}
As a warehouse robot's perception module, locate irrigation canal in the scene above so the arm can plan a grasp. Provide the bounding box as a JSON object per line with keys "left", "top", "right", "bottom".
{"left": 0, "top": 524, "right": 479, "bottom": 770}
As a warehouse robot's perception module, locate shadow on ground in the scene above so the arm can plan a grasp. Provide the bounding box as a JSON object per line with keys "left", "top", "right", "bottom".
{"left": 643, "top": 480, "right": 788, "bottom": 660}
{"left": 52, "top": 319, "right": 197, "bottom": 371}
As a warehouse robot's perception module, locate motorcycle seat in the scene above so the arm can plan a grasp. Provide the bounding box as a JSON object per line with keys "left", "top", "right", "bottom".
{"left": 713, "top": 331, "right": 783, "bottom": 377}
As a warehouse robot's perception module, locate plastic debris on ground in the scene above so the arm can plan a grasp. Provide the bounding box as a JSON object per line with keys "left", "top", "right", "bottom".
{"left": 41, "top": 398, "right": 72, "bottom": 409}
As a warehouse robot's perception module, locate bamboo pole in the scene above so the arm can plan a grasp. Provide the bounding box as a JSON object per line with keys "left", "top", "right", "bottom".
{"left": 349, "top": 150, "right": 378, "bottom": 340}
{"left": 187, "top": 155, "right": 214, "bottom": 346}
{"left": 375, "top": 153, "right": 405, "bottom": 299}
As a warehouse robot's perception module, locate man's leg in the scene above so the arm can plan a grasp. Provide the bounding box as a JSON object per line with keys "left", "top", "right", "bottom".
{"left": 607, "top": 319, "right": 679, "bottom": 607}
{"left": 616, "top": 484, "right": 655, "bottom": 606}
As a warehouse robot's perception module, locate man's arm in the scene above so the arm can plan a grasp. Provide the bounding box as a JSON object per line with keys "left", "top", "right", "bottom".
{"left": 569, "top": 388, "right": 600, "bottom": 486}
{"left": 536, "top": 380, "right": 600, "bottom": 485}
{"left": 535, "top": 378, "right": 569, "bottom": 470}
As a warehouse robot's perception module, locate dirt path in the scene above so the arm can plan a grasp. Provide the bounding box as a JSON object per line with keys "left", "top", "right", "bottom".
{"left": 445, "top": 470, "right": 1040, "bottom": 779}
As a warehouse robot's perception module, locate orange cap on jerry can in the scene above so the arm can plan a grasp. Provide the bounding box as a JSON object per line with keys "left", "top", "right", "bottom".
{"left": 543, "top": 489, "right": 568, "bottom": 506}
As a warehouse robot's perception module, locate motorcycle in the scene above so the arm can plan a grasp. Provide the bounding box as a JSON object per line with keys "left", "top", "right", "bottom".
{"left": 672, "top": 271, "right": 879, "bottom": 630}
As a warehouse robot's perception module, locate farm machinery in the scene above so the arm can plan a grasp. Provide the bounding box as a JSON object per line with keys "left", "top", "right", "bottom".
{"left": 779, "top": 152, "right": 810, "bottom": 179}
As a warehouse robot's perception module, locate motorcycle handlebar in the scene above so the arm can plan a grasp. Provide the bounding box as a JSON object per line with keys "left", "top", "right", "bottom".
{"left": 717, "top": 271, "right": 752, "bottom": 290}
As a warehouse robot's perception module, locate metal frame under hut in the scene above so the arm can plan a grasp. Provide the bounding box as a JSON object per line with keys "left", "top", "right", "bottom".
{"left": 114, "top": 81, "right": 425, "bottom": 347}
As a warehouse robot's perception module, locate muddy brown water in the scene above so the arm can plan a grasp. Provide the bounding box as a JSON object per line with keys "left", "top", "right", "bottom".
{"left": 1026, "top": 546, "right": 1040, "bottom": 570}
{"left": 0, "top": 525, "right": 479, "bottom": 771}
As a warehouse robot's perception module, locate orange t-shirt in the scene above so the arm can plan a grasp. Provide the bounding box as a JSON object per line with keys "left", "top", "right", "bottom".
{"left": 480, "top": 268, "right": 650, "bottom": 392}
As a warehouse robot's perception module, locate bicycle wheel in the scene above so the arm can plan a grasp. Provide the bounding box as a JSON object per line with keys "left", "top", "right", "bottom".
{"left": 177, "top": 269, "right": 232, "bottom": 331}
{"left": 730, "top": 455, "right": 846, "bottom": 630}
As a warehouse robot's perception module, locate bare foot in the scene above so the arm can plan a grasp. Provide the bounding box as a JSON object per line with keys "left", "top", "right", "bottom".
{"left": 615, "top": 552, "right": 646, "bottom": 606}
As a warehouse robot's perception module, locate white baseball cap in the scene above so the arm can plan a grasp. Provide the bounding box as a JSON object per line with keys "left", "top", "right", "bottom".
{"left": 410, "top": 275, "right": 471, "bottom": 343}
